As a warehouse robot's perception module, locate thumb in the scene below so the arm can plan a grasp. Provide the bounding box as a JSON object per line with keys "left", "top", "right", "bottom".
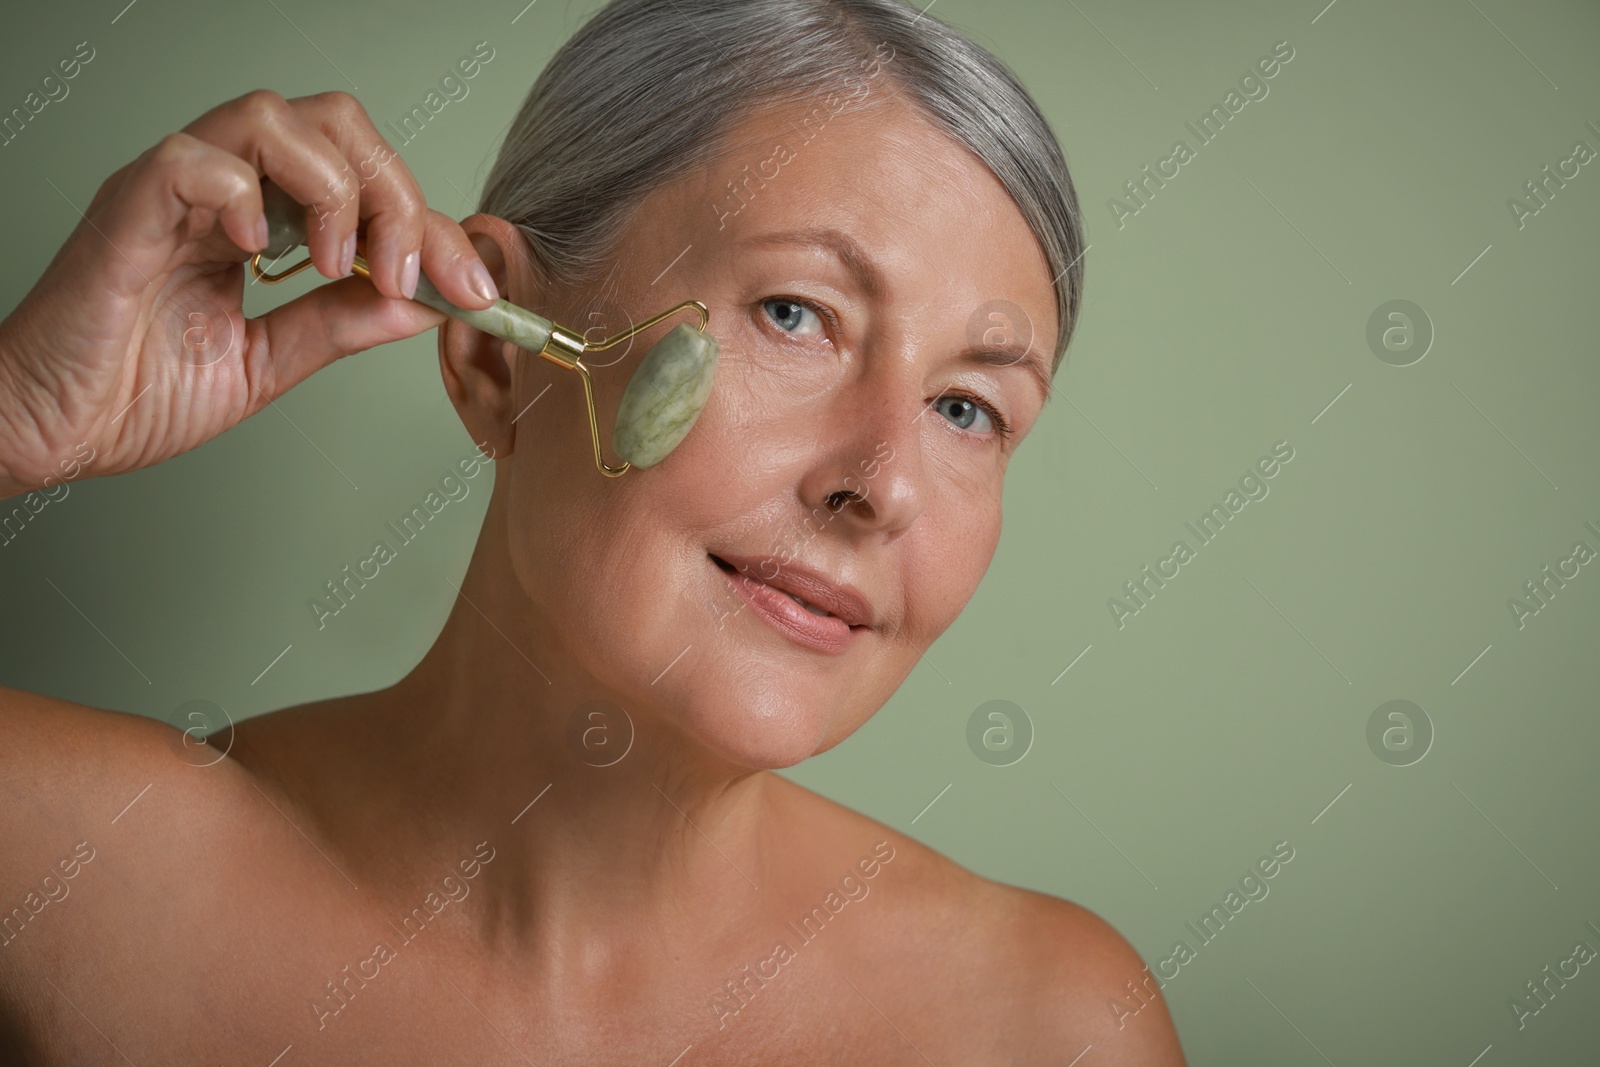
{"left": 244, "top": 271, "right": 449, "bottom": 403}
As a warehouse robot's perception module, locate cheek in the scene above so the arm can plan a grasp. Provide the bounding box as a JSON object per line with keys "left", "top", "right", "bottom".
{"left": 905, "top": 469, "right": 1003, "bottom": 634}
{"left": 510, "top": 460, "right": 653, "bottom": 587}
{"left": 718, "top": 310, "right": 849, "bottom": 414}
{"left": 501, "top": 361, "right": 662, "bottom": 661}
{"left": 503, "top": 403, "right": 736, "bottom": 688}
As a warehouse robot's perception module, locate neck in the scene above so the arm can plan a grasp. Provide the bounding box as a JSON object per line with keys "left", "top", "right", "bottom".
{"left": 343, "top": 485, "right": 775, "bottom": 981}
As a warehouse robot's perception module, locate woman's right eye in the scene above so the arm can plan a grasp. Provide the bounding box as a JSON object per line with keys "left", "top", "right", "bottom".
{"left": 761, "top": 297, "right": 827, "bottom": 340}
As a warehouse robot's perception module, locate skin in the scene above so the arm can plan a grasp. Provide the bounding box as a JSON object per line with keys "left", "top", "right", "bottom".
{"left": 0, "top": 85, "right": 1186, "bottom": 1065}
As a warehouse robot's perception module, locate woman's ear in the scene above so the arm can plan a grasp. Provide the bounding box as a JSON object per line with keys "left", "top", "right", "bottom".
{"left": 438, "top": 214, "right": 543, "bottom": 460}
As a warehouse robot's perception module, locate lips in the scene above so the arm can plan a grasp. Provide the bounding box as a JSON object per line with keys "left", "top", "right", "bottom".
{"left": 707, "top": 550, "right": 878, "bottom": 656}
{"left": 709, "top": 552, "right": 875, "bottom": 629}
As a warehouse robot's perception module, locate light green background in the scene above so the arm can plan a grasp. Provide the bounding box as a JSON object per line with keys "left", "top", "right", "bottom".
{"left": 3, "top": 1, "right": 1598, "bottom": 1063}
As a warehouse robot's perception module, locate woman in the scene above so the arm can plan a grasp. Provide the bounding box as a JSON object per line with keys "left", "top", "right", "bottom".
{"left": 0, "top": 0, "right": 1186, "bottom": 1062}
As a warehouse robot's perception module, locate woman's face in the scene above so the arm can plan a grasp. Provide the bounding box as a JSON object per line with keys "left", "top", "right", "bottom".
{"left": 473, "top": 94, "right": 1058, "bottom": 770}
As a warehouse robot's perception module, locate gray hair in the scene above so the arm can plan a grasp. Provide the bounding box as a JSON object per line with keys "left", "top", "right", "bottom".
{"left": 479, "top": 0, "right": 1085, "bottom": 374}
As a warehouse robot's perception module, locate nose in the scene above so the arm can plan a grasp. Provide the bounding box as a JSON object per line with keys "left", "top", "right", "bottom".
{"left": 797, "top": 355, "right": 930, "bottom": 542}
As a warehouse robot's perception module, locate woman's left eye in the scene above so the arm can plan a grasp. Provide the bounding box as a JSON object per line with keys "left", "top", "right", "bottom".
{"left": 761, "top": 297, "right": 827, "bottom": 339}
{"left": 933, "top": 394, "right": 995, "bottom": 435}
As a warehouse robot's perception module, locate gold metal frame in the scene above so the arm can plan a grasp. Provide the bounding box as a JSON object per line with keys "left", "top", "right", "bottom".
{"left": 249, "top": 250, "right": 709, "bottom": 477}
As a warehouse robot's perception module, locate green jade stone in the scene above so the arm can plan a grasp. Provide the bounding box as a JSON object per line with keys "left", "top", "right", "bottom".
{"left": 410, "top": 274, "right": 554, "bottom": 353}
{"left": 611, "top": 322, "right": 719, "bottom": 468}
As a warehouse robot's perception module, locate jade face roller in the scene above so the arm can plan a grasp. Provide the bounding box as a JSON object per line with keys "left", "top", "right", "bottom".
{"left": 247, "top": 179, "right": 718, "bottom": 476}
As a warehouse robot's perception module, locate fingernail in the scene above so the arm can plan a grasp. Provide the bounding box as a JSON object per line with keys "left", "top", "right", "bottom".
{"left": 401, "top": 250, "right": 420, "bottom": 300}
{"left": 467, "top": 259, "right": 498, "bottom": 304}
{"left": 253, "top": 213, "right": 270, "bottom": 251}
{"left": 340, "top": 232, "right": 357, "bottom": 277}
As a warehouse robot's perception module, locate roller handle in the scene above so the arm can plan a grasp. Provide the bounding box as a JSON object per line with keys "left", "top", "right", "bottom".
{"left": 258, "top": 178, "right": 556, "bottom": 353}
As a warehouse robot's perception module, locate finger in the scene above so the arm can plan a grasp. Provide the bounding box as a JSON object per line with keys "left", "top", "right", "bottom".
{"left": 416, "top": 208, "right": 502, "bottom": 310}
{"left": 283, "top": 91, "right": 425, "bottom": 303}
{"left": 180, "top": 89, "right": 363, "bottom": 282}
{"left": 286, "top": 92, "right": 497, "bottom": 311}
{"left": 87, "top": 133, "right": 269, "bottom": 295}
{"left": 242, "top": 273, "right": 450, "bottom": 407}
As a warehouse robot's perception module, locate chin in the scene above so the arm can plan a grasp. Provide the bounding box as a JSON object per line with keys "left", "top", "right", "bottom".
{"left": 676, "top": 674, "right": 831, "bottom": 771}
{"left": 639, "top": 603, "right": 845, "bottom": 770}
{"left": 620, "top": 551, "right": 859, "bottom": 771}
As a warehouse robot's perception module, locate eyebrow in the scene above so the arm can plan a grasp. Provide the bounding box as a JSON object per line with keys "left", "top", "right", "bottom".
{"left": 740, "top": 226, "right": 1055, "bottom": 405}
{"left": 959, "top": 345, "right": 1054, "bottom": 406}
{"left": 743, "top": 227, "right": 887, "bottom": 300}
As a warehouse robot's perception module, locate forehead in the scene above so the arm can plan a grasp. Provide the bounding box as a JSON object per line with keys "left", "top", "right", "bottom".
{"left": 643, "top": 95, "right": 1059, "bottom": 353}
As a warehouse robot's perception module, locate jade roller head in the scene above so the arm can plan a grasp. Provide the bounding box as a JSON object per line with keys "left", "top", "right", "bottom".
{"left": 249, "top": 179, "right": 718, "bottom": 476}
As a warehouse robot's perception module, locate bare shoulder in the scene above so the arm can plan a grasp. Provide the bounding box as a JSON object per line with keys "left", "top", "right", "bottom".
{"left": 768, "top": 774, "right": 1187, "bottom": 1065}
{"left": 975, "top": 882, "right": 1188, "bottom": 1065}
{"left": 0, "top": 686, "right": 369, "bottom": 1062}
{"left": 0, "top": 684, "right": 256, "bottom": 825}
{"left": 0, "top": 686, "right": 258, "bottom": 979}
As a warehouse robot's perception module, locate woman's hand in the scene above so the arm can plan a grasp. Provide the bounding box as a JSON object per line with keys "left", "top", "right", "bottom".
{"left": 0, "top": 88, "right": 499, "bottom": 497}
